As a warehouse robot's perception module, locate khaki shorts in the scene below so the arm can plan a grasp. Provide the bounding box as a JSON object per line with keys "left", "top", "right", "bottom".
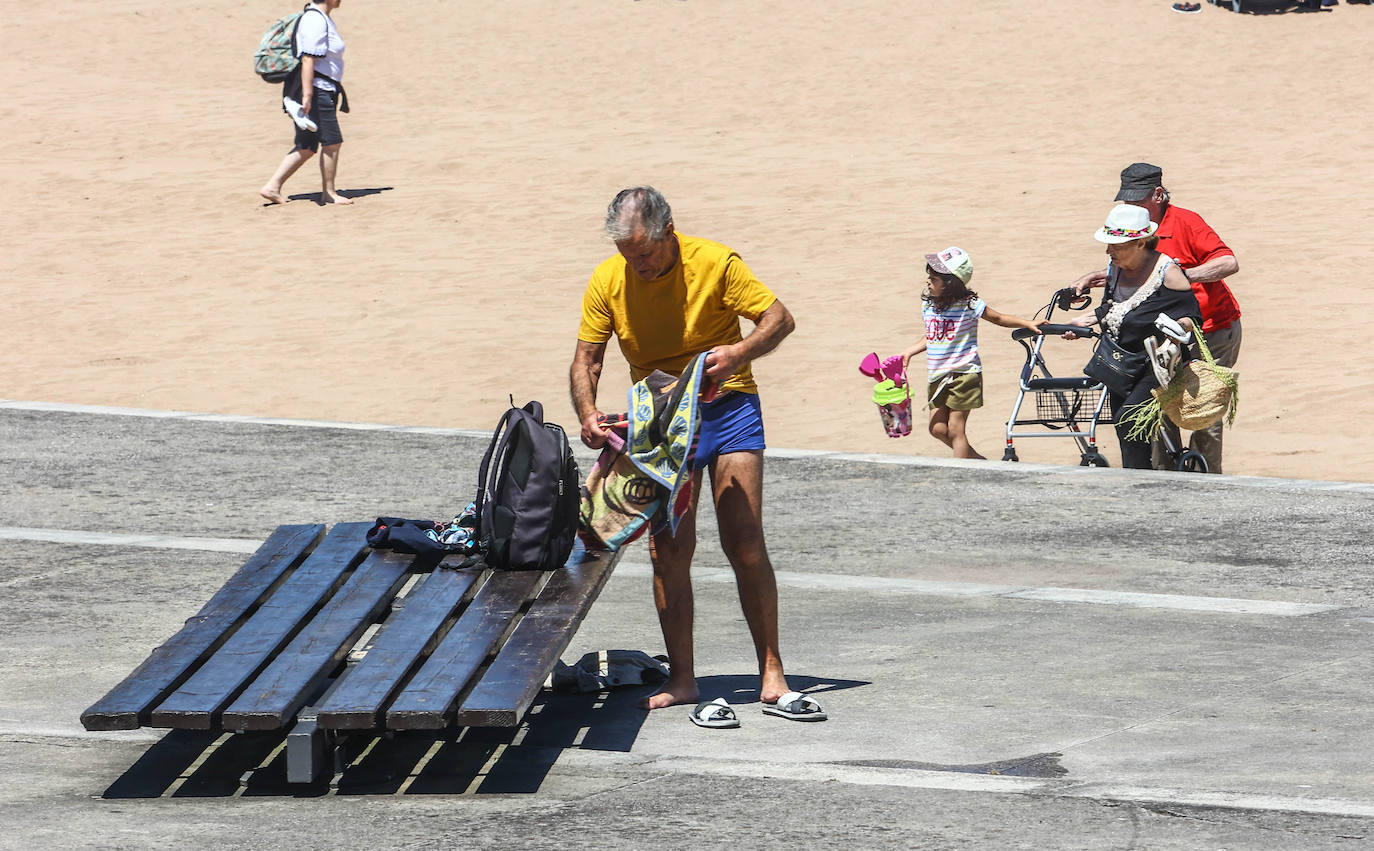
{"left": 928, "top": 372, "right": 983, "bottom": 411}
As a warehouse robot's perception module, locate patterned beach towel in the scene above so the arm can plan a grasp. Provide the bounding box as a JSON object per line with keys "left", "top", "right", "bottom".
{"left": 626, "top": 352, "right": 710, "bottom": 535}
{"left": 577, "top": 427, "right": 662, "bottom": 552}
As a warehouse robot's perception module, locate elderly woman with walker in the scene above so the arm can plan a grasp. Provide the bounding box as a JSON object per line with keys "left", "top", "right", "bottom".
{"left": 1060, "top": 205, "right": 1202, "bottom": 469}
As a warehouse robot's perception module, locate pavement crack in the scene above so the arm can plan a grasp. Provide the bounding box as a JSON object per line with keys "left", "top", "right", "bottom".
{"left": 1060, "top": 654, "right": 1366, "bottom": 753}
{"left": 579, "top": 769, "right": 677, "bottom": 802}
{"left": 1259, "top": 654, "right": 1363, "bottom": 687}
{"left": 1142, "top": 804, "right": 1369, "bottom": 841}
{"left": 0, "top": 735, "right": 88, "bottom": 749}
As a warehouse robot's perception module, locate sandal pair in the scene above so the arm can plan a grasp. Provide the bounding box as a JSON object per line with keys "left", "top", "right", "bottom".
{"left": 689, "top": 692, "right": 828, "bottom": 728}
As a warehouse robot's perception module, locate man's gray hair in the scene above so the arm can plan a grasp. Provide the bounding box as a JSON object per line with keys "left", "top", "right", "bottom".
{"left": 604, "top": 186, "right": 673, "bottom": 242}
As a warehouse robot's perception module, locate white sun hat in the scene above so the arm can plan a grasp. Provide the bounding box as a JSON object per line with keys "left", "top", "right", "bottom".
{"left": 1094, "top": 204, "right": 1158, "bottom": 244}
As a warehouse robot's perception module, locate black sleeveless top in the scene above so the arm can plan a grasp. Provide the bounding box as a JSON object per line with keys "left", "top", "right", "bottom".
{"left": 1095, "top": 255, "right": 1201, "bottom": 355}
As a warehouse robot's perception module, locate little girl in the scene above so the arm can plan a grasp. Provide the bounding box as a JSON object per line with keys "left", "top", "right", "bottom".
{"left": 899, "top": 246, "right": 1043, "bottom": 459}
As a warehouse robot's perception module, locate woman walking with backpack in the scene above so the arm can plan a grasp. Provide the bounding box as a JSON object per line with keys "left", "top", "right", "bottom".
{"left": 259, "top": 0, "right": 352, "bottom": 205}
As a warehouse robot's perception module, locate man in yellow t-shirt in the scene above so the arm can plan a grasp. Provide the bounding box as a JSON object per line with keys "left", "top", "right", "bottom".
{"left": 570, "top": 186, "right": 805, "bottom": 717}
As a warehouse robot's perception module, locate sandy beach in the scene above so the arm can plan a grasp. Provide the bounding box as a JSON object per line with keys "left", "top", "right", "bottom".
{"left": 5, "top": 0, "right": 1373, "bottom": 482}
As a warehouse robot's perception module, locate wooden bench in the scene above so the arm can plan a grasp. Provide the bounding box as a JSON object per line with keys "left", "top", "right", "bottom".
{"left": 81, "top": 522, "right": 622, "bottom": 783}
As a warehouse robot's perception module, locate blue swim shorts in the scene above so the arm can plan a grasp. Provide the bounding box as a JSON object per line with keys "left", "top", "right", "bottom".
{"left": 693, "top": 392, "right": 766, "bottom": 469}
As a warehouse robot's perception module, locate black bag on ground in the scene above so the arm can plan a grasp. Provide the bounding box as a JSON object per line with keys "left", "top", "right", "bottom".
{"left": 1084, "top": 333, "right": 1149, "bottom": 397}
{"left": 475, "top": 400, "right": 581, "bottom": 570}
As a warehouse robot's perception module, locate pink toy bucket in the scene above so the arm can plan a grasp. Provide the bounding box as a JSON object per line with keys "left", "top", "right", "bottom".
{"left": 872, "top": 379, "right": 912, "bottom": 438}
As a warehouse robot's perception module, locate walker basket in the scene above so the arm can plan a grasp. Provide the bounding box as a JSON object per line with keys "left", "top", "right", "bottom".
{"left": 1034, "top": 387, "right": 1114, "bottom": 426}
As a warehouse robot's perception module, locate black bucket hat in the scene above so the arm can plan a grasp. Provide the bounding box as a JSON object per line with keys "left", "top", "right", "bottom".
{"left": 1115, "top": 162, "right": 1164, "bottom": 202}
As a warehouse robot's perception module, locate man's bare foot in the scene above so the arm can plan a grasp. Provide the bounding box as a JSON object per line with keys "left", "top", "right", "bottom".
{"left": 639, "top": 677, "right": 699, "bottom": 710}
{"left": 760, "top": 671, "right": 791, "bottom": 706}
{"left": 259, "top": 187, "right": 285, "bottom": 204}
{"left": 321, "top": 192, "right": 354, "bottom": 205}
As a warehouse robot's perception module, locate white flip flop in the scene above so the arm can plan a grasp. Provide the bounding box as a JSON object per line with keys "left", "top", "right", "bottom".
{"left": 282, "top": 96, "right": 318, "bottom": 132}
{"left": 762, "top": 691, "right": 827, "bottom": 722}
{"left": 689, "top": 697, "right": 740, "bottom": 729}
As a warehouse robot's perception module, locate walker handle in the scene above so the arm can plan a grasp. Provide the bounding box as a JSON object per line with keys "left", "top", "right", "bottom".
{"left": 1055, "top": 288, "right": 1093, "bottom": 311}
{"left": 1012, "top": 324, "right": 1096, "bottom": 340}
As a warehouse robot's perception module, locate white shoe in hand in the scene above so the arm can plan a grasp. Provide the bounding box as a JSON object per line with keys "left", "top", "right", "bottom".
{"left": 282, "top": 96, "right": 317, "bottom": 132}
{"left": 1154, "top": 313, "right": 1190, "bottom": 345}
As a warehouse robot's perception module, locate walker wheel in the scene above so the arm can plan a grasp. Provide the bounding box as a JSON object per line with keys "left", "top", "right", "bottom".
{"left": 1081, "top": 453, "right": 1110, "bottom": 468}
{"left": 1177, "top": 450, "right": 1209, "bottom": 473}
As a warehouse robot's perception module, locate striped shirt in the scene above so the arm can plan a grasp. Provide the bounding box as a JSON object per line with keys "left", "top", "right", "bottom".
{"left": 923, "top": 297, "right": 986, "bottom": 377}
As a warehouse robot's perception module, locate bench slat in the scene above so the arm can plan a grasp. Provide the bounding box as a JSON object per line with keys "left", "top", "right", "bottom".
{"left": 80, "top": 524, "right": 324, "bottom": 731}
{"left": 314, "top": 562, "right": 485, "bottom": 730}
{"left": 384, "top": 569, "right": 542, "bottom": 730}
{"left": 148, "top": 522, "right": 371, "bottom": 729}
{"left": 455, "top": 552, "right": 618, "bottom": 726}
{"left": 220, "top": 548, "right": 417, "bottom": 731}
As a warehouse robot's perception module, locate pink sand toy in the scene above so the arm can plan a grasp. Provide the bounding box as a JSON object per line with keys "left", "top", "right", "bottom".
{"left": 859, "top": 352, "right": 913, "bottom": 438}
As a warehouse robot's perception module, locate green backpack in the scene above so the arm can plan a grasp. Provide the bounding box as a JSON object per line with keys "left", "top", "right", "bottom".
{"left": 253, "top": 5, "right": 320, "bottom": 83}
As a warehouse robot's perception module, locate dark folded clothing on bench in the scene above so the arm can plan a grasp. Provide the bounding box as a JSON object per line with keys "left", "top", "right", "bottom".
{"left": 365, "top": 517, "right": 452, "bottom": 557}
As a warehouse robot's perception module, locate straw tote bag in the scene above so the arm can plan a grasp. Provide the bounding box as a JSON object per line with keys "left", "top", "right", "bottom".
{"left": 1119, "top": 327, "right": 1239, "bottom": 443}
{"left": 1159, "top": 331, "right": 1238, "bottom": 430}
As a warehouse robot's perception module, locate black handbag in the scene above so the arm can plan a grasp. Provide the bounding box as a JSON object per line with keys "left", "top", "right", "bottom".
{"left": 1084, "top": 332, "right": 1148, "bottom": 396}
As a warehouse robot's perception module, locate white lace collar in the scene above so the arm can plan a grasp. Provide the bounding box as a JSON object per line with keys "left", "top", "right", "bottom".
{"left": 1104, "top": 255, "right": 1173, "bottom": 338}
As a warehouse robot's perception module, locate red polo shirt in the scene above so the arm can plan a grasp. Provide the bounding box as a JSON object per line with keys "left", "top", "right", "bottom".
{"left": 1156, "top": 205, "right": 1241, "bottom": 332}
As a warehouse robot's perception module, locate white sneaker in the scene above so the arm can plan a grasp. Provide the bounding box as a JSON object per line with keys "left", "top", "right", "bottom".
{"left": 282, "top": 96, "right": 317, "bottom": 132}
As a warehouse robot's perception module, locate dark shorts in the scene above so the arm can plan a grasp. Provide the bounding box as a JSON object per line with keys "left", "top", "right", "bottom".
{"left": 693, "top": 392, "right": 766, "bottom": 469}
{"left": 294, "top": 88, "right": 343, "bottom": 151}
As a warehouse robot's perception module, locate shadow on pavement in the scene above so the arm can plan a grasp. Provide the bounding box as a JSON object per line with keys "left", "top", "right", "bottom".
{"left": 692, "top": 672, "right": 869, "bottom": 706}
{"left": 100, "top": 673, "right": 868, "bottom": 798}
{"left": 100, "top": 686, "right": 651, "bottom": 799}
{"left": 831, "top": 752, "right": 1070, "bottom": 778}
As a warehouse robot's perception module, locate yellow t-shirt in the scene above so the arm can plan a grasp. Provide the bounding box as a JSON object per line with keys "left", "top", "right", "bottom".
{"left": 578, "top": 233, "right": 777, "bottom": 394}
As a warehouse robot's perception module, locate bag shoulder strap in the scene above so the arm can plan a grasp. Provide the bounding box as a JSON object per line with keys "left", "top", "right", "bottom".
{"left": 290, "top": 5, "right": 325, "bottom": 57}
{"left": 293, "top": 3, "right": 349, "bottom": 111}
{"left": 474, "top": 407, "right": 519, "bottom": 521}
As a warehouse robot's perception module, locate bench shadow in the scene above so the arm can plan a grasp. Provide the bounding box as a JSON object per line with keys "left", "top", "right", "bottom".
{"left": 102, "top": 729, "right": 292, "bottom": 799}
{"left": 98, "top": 688, "right": 648, "bottom": 798}
{"left": 99, "top": 673, "right": 868, "bottom": 798}
{"left": 341, "top": 686, "right": 651, "bottom": 796}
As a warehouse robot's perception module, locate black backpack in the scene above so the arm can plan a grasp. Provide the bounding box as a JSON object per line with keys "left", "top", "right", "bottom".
{"left": 475, "top": 401, "right": 581, "bottom": 570}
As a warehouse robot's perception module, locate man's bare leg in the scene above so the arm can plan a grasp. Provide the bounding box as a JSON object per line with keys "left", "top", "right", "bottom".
{"left": 640, "top": 475, "right": 701, "bottom": 710}
{"left": 318, "top": 143, "right": 354, "bottom": 205}
{"left": 710, "top": 450, "right": 790, "bottom": 704}
{"left": 260, "top": 147, "right": 314, "bottom": 204}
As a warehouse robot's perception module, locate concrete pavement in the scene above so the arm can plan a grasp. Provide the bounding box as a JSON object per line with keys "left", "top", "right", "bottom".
{"left": 1, "top": 401, "right": 1371, "bottom": 849}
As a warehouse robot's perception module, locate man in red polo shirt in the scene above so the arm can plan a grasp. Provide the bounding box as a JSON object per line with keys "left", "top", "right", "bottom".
{"left": 1073, "top": 163, "right": 1241, "bottom": 473}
